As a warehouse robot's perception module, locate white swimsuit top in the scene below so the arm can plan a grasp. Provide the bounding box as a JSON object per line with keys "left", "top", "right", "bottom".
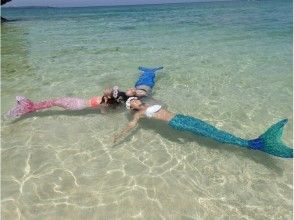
{"left": 145, "top": 105, "right": 162, "bottom": 118}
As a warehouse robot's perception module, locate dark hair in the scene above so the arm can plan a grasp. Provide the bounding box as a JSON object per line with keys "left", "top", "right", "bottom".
{"left": 100, "top": 96, "right": 115, "bottom": 105}
{"left": 113, "top": 91, "right": 128, "bottom": 103}
{"left": 100, "top": 91, "right": 128, "bottom": 105}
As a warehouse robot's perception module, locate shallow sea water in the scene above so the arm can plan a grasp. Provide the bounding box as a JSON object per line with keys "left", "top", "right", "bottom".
{"left": 1, "top": 1, "right": 293, "bottom": 219}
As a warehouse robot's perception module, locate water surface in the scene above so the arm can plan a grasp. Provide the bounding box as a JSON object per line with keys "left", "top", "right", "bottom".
{"left": 1, "top": 1, "right": 293, "bottom": 219}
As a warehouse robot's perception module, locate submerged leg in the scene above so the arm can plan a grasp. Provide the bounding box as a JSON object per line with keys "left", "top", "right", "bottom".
{"left": 135, "top": 66, "right": 163, "bottom": 89}
{"left": 7, "top": 96, "right": 88, "bottom": 118}
{"left": 169, "top": 114, "right": 248, "bottom": 147}
{"left": 50, "top": 97, "right": 88, "bottom": 110}
{"left": 169, "top": 114, "right": 293, "bottom": 158}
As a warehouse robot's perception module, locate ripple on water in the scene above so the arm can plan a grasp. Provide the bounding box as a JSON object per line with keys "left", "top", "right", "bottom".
{"left": 1, "top": 1, "right": 293, "bottom": 219}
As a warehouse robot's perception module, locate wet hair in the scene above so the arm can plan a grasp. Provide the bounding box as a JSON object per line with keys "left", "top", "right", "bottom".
{"left": 113, "top": 91, "right": 128, "bottom": 104}
{"left": 100, "top": 91, "right": 128, "bottom": 106}
{"left": 100, "top": 96, "right": 115, "bottom": 105}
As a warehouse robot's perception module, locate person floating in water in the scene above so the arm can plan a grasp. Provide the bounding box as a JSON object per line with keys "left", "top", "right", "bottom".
{"left": 113, "top": 97, "right": 293, "bottom": 158}
{"left": 7, "top": 66, "right": 163, "bottom": 118}
{"left": 125, "top": 66, "right": 163, "bottom": 97}
{"left": 103, "top": 66, "right": 163, "bottom": 99}
{"left": 7, "top": 86, "right": 128, "bottom": 118}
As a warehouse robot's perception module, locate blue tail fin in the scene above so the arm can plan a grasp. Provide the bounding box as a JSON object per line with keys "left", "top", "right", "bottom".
{"left": 249, "top": 119, "right": 293, "bottom": 158}
{"left": 138, "top": 66, "right": 163, "bottom": 73}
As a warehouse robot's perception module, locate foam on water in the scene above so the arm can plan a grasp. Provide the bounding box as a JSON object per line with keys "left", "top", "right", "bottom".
{"left": 1, "top": 1, "right": 293, "bottom": 219}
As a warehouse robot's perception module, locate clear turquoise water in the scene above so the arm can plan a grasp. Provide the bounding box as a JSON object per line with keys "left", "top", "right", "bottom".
{"left": 1, "top": 1, "right": 293, "bottom": 219}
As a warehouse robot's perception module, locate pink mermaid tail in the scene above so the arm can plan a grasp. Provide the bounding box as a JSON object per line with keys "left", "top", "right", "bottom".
{"left": 7, "top": 96, "right": 88, "bottom": 118}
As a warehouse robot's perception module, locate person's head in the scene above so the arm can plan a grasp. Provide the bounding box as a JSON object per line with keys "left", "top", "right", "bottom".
{"left": 103, "top": 88, "right": 113, "bottom": 99}
{"left": 125, "top": 88, "right": 137, "bottom": 97}
{"left": 102, "top": 86, "right": 128, "bottom": 105}
{"left": 126, "top": 97, "right": 145, "bottom": 111}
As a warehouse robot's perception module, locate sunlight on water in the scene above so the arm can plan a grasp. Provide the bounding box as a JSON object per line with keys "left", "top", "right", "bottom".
{"left": 1, "top": 1, "right": 293, "bottom": 219}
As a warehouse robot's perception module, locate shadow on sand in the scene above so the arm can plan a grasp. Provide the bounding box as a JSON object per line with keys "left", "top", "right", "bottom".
{"left": 8, "top": 107, "right": 286, "bottom": 173}
{"left": 114, "top": 117, "right": 286, "bottom": 173}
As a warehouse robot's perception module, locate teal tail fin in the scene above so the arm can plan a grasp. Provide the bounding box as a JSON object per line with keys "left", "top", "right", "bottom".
{"left": 138, "top": 66, "right": 163, "bottom": 73}
{"left": 248, "top": 119, "right": 293, "bottom": 158}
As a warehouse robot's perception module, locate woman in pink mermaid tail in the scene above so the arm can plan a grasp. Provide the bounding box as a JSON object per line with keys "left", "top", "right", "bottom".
{"left": 7, "top": 86, "right": 128, "bottom": 118}
{"left": 7, "top": 66, "right": 163, "bottom": 118}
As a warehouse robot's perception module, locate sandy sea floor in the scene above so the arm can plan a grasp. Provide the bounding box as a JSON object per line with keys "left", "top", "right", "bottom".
{"left": 1, "top": 1, "right": 293, "bottom": 219}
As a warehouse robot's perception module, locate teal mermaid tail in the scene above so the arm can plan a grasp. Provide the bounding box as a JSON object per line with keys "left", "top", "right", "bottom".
{"left": 169, "top": 114, "right": 249, "bottom": 147}
{"left": 169, "top": 114, "right": 293, "bottom": 158}
{"left": 248, "top": 119, "right": 293, "bottom": 158}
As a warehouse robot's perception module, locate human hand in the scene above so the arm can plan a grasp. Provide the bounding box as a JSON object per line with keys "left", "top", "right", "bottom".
{"left": 113, "top": 133, "right": 120, "bottom": 144}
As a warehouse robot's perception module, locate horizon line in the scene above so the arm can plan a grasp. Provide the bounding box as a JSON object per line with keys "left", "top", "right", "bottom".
{"left": 2, "top": 0, "right": 236, "bottom": 9}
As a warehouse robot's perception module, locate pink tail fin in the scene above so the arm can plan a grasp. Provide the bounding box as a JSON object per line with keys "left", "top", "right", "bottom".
{"left": 7, "top": 96, "right": 34, "bottom": 118}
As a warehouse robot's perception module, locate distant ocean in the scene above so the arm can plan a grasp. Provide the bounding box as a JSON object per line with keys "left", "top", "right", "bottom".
{"left": 2, "top": 1, "right": 293, "bottom": 219}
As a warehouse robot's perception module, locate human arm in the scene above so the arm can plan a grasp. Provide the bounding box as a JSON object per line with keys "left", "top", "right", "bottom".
{"left": 113, "top": 111, "right": 143, "bottom": 143}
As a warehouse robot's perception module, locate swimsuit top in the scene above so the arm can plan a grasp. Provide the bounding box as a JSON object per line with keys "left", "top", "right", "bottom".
{"left": 145, "top": 105, "right": 162, "bottom": 118}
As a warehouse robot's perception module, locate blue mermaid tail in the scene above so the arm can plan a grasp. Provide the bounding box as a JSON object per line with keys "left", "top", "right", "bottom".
{"left": 248, "top": 119, "right": 293, "bottom": 158}
{"left": 169, "top": 114, "right": 293, "bottom": 158}
{"left": 135, "top": 66, "right": 163, "bottom": 89}
{"left": 138, "top": 66, "right": 164, "bottom": 73}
